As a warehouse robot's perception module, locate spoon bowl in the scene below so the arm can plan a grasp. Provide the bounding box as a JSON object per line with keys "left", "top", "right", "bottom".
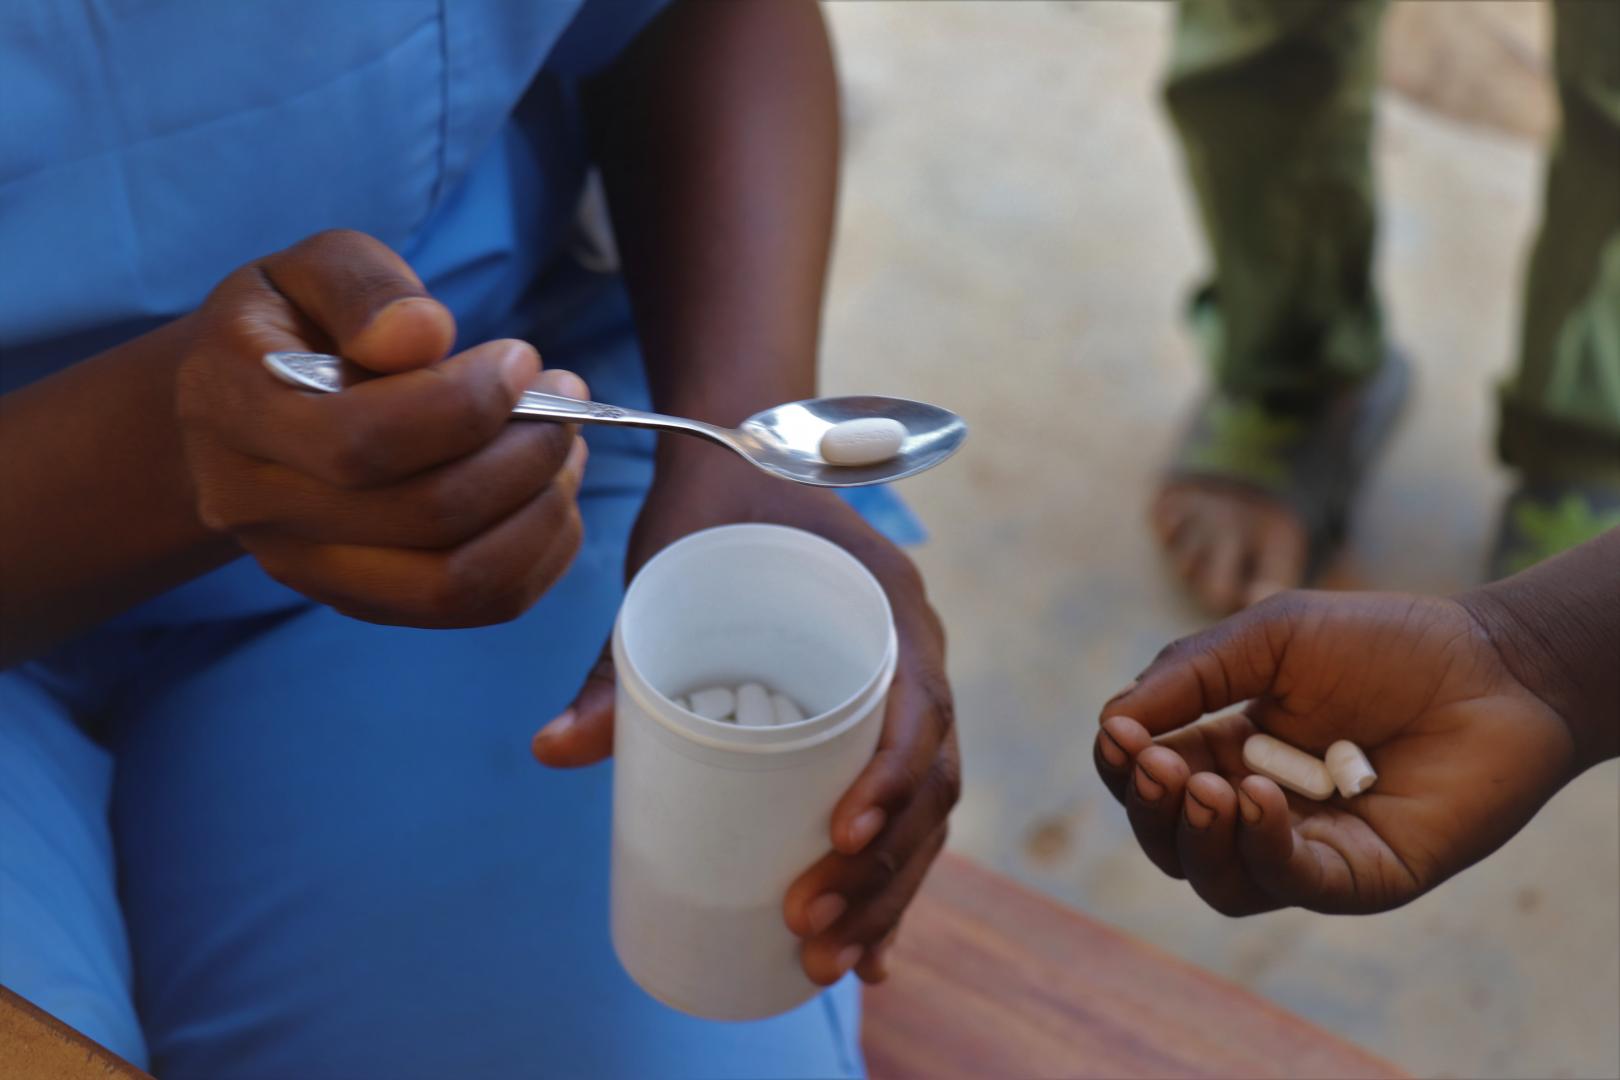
{"left": 733, "top": 395, "right": 966, "bottom": 487}
{"left": 264, "top": 351, "right": 966, "bottom": 488}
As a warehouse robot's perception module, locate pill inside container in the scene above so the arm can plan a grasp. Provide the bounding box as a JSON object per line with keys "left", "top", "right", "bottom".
{"left": 819, "top": 417, "right": 907, "bottom": 466}
{"left": 678, "top": 681, "right": 812, "bottom": 728}
{"left": 687, "top": 685, "right": 735, "bottom": 722}
{"left": 620, "top": 527, "right": 892, "bottom": 731}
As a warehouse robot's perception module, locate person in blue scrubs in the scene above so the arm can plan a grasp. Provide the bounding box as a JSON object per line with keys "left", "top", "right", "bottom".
{"left": 0, "top": 3, "right": 961, "bottom": 1077}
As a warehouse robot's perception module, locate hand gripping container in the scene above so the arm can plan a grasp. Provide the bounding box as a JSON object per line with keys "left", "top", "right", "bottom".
{"left": 609, "top": 524, "right": 897, "bottom": 1020}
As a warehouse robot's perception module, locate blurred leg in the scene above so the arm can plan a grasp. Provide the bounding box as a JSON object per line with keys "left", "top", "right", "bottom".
{"left": 1500, "top": 0, "right": 1620, "bottom": 480}
{"left": 1488, "top": 1, "right": 1620, "bottom": 577}
{"left": 1154, "top": 0, "right": 1397, "bottom": 614}
{"left": 1164, "top": 0, "right": 1387, "bottom": 396}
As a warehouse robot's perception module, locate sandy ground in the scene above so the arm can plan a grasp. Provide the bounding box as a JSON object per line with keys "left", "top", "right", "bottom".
{"left": 817, "top": 3, "right": 1620, "bottom": 1077}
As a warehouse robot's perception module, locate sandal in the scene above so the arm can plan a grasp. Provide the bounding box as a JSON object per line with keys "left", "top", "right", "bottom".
{"left": 1166, "top": 348, "right": 1412, "bottom": 581}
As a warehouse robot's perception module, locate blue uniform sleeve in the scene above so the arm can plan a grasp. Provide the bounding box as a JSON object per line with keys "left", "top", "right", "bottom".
{"left": 547, "top": 0, "right": 674, "bottom": 78}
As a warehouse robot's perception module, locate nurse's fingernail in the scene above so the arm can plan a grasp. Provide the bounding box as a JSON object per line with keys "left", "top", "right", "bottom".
{"left": 845, "top": 808, "right": 885, "bottom": 852}
{"left": 535, "top": 367, "right": 589, "bottom": 401}
{"left": 835, "top": 945, "right": 863, "bottom": 976}
{"left": 1097, "top": 729, "right": 1127, "bottom": 769}
{"left": 806, "top": 894, "right": 846, "bottom": 936}
{"left": 375, "top": 293, "right": 433, "bottom": 320}
{"left": 359, "top": 295, "right": 429, "bottom": 342}
{"left": 498, "top": 341, "right": 540, "bottom": 398}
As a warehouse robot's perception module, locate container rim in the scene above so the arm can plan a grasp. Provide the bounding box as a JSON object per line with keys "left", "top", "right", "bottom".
{"left": 613, "top": 524, "right": 898, "bottom": 754}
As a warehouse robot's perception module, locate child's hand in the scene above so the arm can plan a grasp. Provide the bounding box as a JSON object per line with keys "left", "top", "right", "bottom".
{"left": 175, "top": 230, "right": 588, "bottom": 627}
{"left": 1095, "top": 591, "right": 1577, "bottom": 915}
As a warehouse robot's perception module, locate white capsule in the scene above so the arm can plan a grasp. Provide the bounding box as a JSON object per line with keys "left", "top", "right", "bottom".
{"left": 735, "top": 682, "right": 774, "bottom": 727}
{"left": 819, "top": 418, "right": 906, "bottom": 466}
{"left": 1325, "top": 740, "right": 1377, "bottom": 798}
{"left": 771, "top": 692, "right": 806, "bottom": 726}
{"left": 688, "top": 686, "right": 736, "bottom": 722}
{"left": 1242, "top": 733, "right": 1335, "bottom": 801}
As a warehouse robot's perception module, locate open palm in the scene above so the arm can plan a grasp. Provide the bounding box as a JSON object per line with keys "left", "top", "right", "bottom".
{"left": 1095, "top": 592, "right": 1577, "bottom": 915}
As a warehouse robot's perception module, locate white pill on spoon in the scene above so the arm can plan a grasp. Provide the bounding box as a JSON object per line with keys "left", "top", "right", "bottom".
{"left": 819, "top": 418, "right": 907, "bottom": 466}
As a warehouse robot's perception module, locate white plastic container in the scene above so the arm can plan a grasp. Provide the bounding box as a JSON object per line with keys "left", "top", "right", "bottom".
{"left": 609, "top": 524, "right": 897, "bottom": 1020}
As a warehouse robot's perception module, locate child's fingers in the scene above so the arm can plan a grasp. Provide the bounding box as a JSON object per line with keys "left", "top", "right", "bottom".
{"left": 1234, "top": 774, "right": 1294, "bottom": 871}
{"left": 1180, "top": 709, "right": 1256, "bottom": 774}
{"left": 1145, "top": 712, "right": 1241, "bottom": 776}
{"left": 1125, "top": 745, "right": 1191, "bottom": 880}
{"left": 1177, "top": 773, "right": 1281, "bottom": 917}
{"left": 1235, "top": 774, "right": 1345, "bottom": 911}
{"left": 1095, "top": 715, "right": 1152, "bottom": 805}
{"left": 1094, "top": 729, "right": 1130, "bottom": 804}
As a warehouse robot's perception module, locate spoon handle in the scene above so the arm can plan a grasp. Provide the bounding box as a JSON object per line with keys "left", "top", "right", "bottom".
{"left": 263, "top": 350, "right": 733, "bottom": 445}
{"left": 512, "top": 390, "right": 730, "bottom": 444}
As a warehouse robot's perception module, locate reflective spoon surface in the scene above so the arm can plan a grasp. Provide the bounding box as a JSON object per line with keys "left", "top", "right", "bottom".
{"left": 264, "top": 351, "right": 967, "bottom": 488}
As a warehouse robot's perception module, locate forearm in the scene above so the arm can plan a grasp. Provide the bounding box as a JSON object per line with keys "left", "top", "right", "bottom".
{"left": 584, "top": 0, "right": 839, "bottom": 456}
{"left": 0, "top": 318, "right": 236, "bottom": 665}
{"left": 1460, "top": 527, "right": 1620, "bottom": 771}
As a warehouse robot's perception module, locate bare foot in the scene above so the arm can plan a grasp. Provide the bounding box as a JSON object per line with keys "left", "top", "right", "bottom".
{"left": 1151, "top": 480, "right": 1307, "bottom": 615}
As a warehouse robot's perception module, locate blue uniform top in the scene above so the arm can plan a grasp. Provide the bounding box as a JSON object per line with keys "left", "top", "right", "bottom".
{"left": 1, "top": 15, "right": 878, "bottom": 1074}
{"left": 0, "top": 0, "right": 667, "bottom": 621}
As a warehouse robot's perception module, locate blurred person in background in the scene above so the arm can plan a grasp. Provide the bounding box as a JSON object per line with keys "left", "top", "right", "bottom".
{"left": 0, "top": 2, "right": 958, "bottom": 1076}
{"left": 1153, "top": 0, "right": 1620, "bottom": 614}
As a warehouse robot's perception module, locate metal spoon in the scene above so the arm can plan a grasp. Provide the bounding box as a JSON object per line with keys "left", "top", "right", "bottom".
{"left": 263, "top": 351, "right": 966, "bottom": 488}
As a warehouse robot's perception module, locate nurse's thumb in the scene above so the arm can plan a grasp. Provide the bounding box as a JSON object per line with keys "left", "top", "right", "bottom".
{"left": 263, "top": 229, "right": 456, "bottom": 374}
{"left": 532, "top": 642, "right": 617, "bottom": 768}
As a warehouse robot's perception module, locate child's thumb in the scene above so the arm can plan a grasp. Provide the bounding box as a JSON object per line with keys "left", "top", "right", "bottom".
{"left": 1102, "top": 592, "right": 1302, "bottom": 737}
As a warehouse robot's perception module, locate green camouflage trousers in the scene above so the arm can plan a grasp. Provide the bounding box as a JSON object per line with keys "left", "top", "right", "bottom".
{"left": 1165, "top": 0, "right": 1620, "bottom": 479}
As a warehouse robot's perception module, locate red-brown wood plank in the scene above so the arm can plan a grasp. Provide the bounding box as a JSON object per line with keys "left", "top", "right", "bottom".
{"left": 862, "top": 853, "right": 1405, "bottom": 1079}
{"left": 0, "top": 985, "right": 154, "bottom": 1080}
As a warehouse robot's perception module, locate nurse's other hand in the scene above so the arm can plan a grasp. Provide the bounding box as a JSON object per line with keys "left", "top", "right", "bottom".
{"left": 534, "top": 450, "right": 960, "bottom": 986}
{"left": 1094, "top": 591, "right": 1576, "bottom": 916}
{"left": 175, "top": 229, "right": 588, "bottom": 627}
